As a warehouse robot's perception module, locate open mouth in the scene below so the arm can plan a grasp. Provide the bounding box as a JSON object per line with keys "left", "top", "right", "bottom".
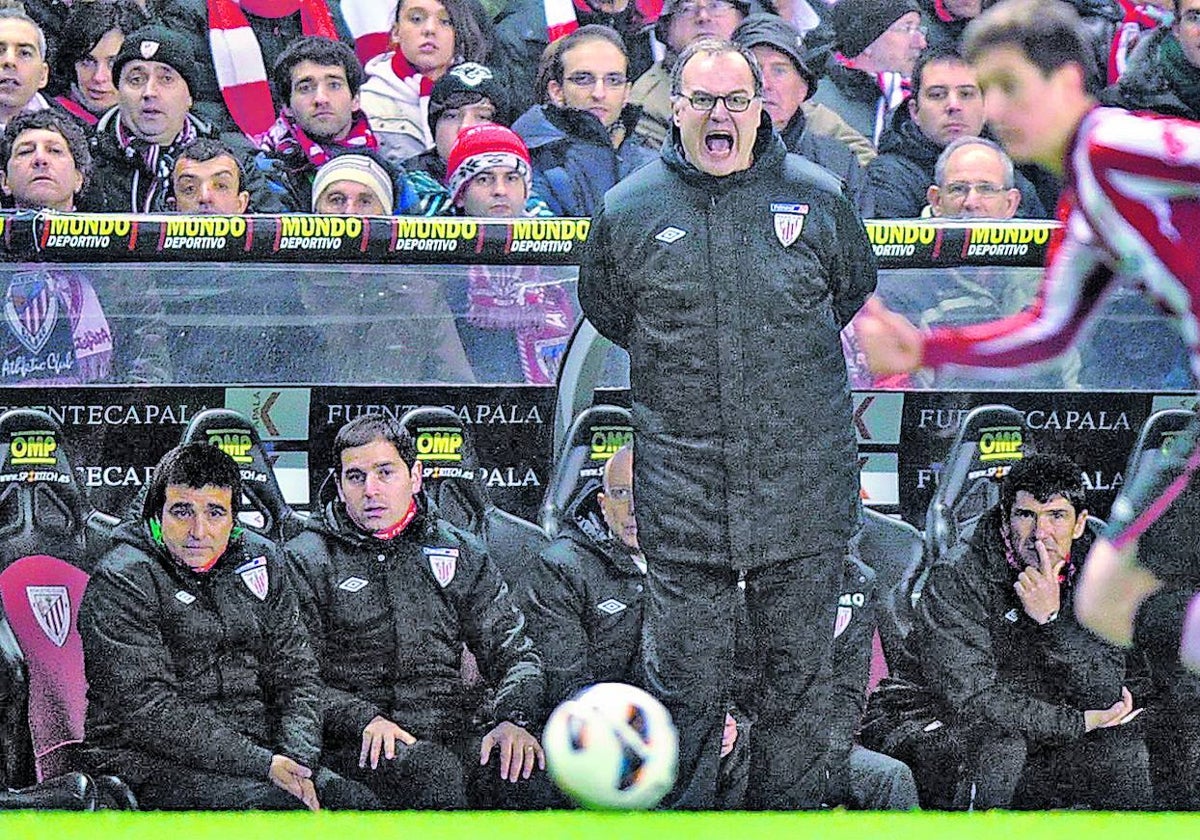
{"left": 704, "top": 131, "right": 734, "bottom": 155}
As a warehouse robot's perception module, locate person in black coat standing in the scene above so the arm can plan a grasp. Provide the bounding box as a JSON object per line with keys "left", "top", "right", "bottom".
{"left": 578, "top": 37, "right": 876, "bottom": 809}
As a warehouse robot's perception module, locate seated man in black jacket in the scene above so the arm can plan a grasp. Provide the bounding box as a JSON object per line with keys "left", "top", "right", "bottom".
{"left": 79, "top": 443, "right": 376, "bottom": 810}
{"left": 286, "top": 414, "right": 548, "bottom": 808}
{"left": 915, "top": 453, "right": 1151, "bottom": 809}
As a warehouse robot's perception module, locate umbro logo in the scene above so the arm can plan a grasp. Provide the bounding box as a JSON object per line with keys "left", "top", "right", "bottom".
{"left": 175, "top": 591, "right": 196, "bottom": 605}
{"left": 597, "top": 598, "right": 628, "bottom": 615}
{"left": 654, "top": 226, "right": 686, "bottom": 244}
{"left": 338, "top": 576, "right": 369, "bottom": 592}
{"left": 1004, "top": 609, "right": 1019, "bottom": 623}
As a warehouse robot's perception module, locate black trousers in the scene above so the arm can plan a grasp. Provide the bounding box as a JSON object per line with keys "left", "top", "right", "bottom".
{"left": 323, "top": 740, "right": 468, "bottom": 809}
{"left": 642, "top": 553, "right": 842, "bottom": 809}
{"left": 956, "top": 723, "right": 1152, "bottom": 810}
{"left": 119, "top": 754, "right": 379, "bottom": 810}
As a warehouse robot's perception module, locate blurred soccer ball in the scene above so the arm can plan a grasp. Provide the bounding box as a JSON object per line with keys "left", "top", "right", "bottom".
{"left": 542, "top": 682, "right": 678, "bottom": 810}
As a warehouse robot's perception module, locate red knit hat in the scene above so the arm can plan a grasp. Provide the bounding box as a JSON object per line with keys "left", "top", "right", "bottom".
{"left": 445, "top": 124, "right": 533, "bottom": 204}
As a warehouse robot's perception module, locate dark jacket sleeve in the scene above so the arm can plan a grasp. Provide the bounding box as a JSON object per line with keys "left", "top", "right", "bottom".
{"left": 826, "top": 192, "right": 879, "bottom": 328}
{"left": 79, "top": 562, "right": 274, "bottom": 779}
{"left": 462, "top": 548, "right": 546, "bottom": 729}
{"left": 865, "top": 154, "right": 928, "bottom": 219}
{"left": 521, "top": 548, "right": 594, "bottom": 712}
{"left": 916, "top": 558, "right": 1086, "bottom": 745}
{"left": 261, "top": 551, "right": 325, "bottom": 768}
{"left": 577, "top": 200, "right": 632, "bottom": 347}
{"left": 285, "top": 539, "right": 388, "bottom": 742}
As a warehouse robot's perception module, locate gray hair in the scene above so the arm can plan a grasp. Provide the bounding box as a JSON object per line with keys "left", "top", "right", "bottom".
{"left": 0, "top": 7, "right": 46, "bottom": 60}
{"left": 934, "top": 135, "right": 1015, "bottom": 188}
{"left": 670, "top": 37, "right": 763, "bottom": 98}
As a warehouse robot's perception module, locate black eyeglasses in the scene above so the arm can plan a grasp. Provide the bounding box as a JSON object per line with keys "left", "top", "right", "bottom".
{"left": 565, "top": 72, "right": 628, "bottom": 89}
{"left": 677, "top": 91, "right": 757, "bottom": 112}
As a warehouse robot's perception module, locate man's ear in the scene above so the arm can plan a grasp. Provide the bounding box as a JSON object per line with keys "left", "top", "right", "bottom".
{"left": 236, "top": 190, "right": 250, "bottom": 213}
{"left": 926, "top": 184, "right": 941, "bottom": 216}
{"left": 0, "top": 171, "right": 10, "bottom": 198}
{"left": 547, "top": 79, "right": 566, "bottom": 108}
{"left": 1073, "top": 509, "right": 1088, "bottom": 540}
{"left": 410, "top": 459, "right": 423, "bottom": 494}
{"left": 1002, "top": 187, "right": 1020, "bottom": 218}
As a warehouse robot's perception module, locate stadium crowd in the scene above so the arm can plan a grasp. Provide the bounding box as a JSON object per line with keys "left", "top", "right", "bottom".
{"left": 1, "top": 0, "right": 1200, "bottom": 815}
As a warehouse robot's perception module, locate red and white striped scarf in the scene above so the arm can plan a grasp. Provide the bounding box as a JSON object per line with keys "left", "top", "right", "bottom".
{"left": 340, "top": 0, "right": 662, "bottom": 65}
{"left": 207, "top": 0, "right": 340, "bottom": 144}
{"left": 259, "top": 108, "right": 378, "bottom": 166}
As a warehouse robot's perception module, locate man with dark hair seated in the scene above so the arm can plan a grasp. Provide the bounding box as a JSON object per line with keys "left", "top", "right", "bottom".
{"left": 285, "top": 415, "right": 549, "bottom": 808}
{"left": 914, "top": 452, "right": 1151, "bottom": 809}
{"left": 78, "top": 443, "right": 377, "bottom": 810}
{"left": 170, "top": 138, "right": 250, "bottom": 214}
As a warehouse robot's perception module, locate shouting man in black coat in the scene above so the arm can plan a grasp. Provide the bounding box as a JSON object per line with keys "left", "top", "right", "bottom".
{"left": 578, "top": 37, "right": 876, "bottom": 809}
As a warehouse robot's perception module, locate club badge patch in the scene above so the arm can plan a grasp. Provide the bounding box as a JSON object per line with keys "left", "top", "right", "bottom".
{"left": 833, "top": 604, "right": 852, "bottom": 639}
{"left": 424, "top": 546, "right": 459, "bottom": 588}
{"left": 5, "top": 274, "right": 59, "bottom": 354}
{"left": 235, "top": 555, "right": 269, "bottom": 601}
{"left": 771, "top": 202, "right": 809, "bottom": 248}
{"left": 26, "top": 585, "right": 70, "bottom": 647}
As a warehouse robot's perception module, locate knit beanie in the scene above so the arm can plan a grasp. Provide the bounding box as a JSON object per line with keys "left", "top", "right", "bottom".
{"left": 445, "top": 124, "right": 532, "bottom": 204}
{"left": 830, "top": 0, "right": 921, "bottom": 59}
{"left": 428, "top": 63, "right": 510, "bottom": 132}
{"left": 113, "top": 25, "right": 197, "bottom": 94}
{"left": 733, "top": 14, "right": 818, "bottom": 98}
{"left": 311, "top": 153, "right": 395, "bottom": 213}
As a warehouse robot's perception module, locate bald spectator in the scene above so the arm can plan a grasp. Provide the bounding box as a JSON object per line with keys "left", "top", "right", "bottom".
{"left": 925, "top": 136, "right": 1021, "bottom": 219}
{"left": 809, "top": 0, "right": 927, "bottom": 147}
{"left": 512, "top": 25, "right": 656, "bottom": 217}
{"left": 732, "top": 14, "right": 874, "bottom": 212}
{"left": 867, "top": 48, "right": 1045, "bottom": 217}
{"left": 0, "top": 8, "right": 50, "bottom": 133}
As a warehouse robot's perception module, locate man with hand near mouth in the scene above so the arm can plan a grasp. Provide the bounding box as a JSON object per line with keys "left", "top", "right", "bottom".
{"left": 913, "top": 453, "right": 1151, "bottom": 809}
{"left": 578, "top": 37, "right": 876, "bottom": 809}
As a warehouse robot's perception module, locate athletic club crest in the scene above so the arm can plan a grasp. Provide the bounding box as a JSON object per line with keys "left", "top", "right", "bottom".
{"left": 235, "top": 555, "right": 269, "bottom": 601}
{"left": 424, "top": 546, "right": 459, "bottom": 588}
{"left": 5, "top": 273, "right": 59, "bottom": 354}
{"left": 833, "top": 604, "right": 852, "bottom": 639}
{"left": 26, "top": 585, "right": 70, "bottom": 647}
{"left": 770, "top": 202, "right": 809, "bottom": 248}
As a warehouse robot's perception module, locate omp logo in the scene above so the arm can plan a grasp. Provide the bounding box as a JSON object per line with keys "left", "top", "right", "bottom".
{"left": 416, "top": 427, "right": 463, "bottom": 462}
{"left": 10, "top": 430, "right": 56, "bottom": 465}
{"left": 207, "top": 428, "right": 253, "bottom": 464}
{"left": 978, "top": 426, "right": 1023, "bottom": 462}
{"left": 589, "top": 425, "right": 633, "bottom": 460}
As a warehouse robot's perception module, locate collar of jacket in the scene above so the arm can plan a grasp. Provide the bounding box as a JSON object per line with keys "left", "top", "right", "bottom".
{"left": 876, "top": 106, "right": 941, "bottom": 165}
{"left": 112, "top": 518, "right": 243, "bottom": 579}
{"left": 562, "top": 516, "right": 646, "bottom": 577}
{"left": 542, "top": 103, "right": 644, "bottom": 147}
{"left": 779, "top": 106, "right": 809, "bottom": 149}
{"left": 663, "top": 110, "right": 784, "bottom": 191}
{"left": 825, "top": 57, "right": 886, "bottom": 104}
{"left": 312, "top": 491, "right": 434, "bottom": 549}
{"left": 95, "top": 106, "right": 212, "bottom": 150}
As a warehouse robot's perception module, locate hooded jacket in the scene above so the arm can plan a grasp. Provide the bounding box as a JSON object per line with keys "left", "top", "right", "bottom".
{"left": 578, "top": 114, "right": 876, "bottom": 568}
{"left": 915, "top": 505, "right": 1127, "bottom": 744}
{"left": 520, "top": 519, "right": 646, "bottom": 709}
{"left": 777, "top": 105, "right": 874, "bottom": 215}
{"left": 285, "top": 494, "right": 544, "bottom": 745}
{"left": 79, "top": 523, "right": 321, "bottom": 786}
{"left": 512, "top": 103, "right": 656, "bottom": 217}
